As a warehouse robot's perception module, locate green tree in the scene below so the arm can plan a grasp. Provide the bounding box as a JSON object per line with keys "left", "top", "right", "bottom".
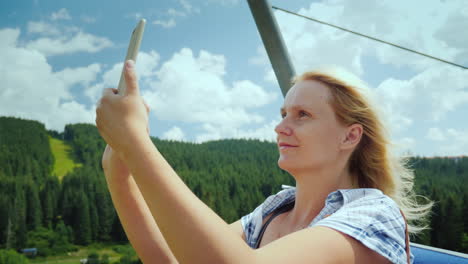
{"left": 1, "top": 117, "right": 468, "bottom": 252}
{"left": 87, "top": 251, "right": 100, "bottom": 264}
{"left": 26, "top": 227, "right": 53, "bottom": 257}
{"left": 441, "top": 196, "right": 463, "bottom": 251}
{"left": 40, "top": 176, "right": 60, "bottom": 228}
{"left": 75, "top": 192, "right": 92, "bottom": 245}
{"left": 13, "top": 183, "right": 27, "bottom": 249}
{"left": 0, "top": 249, "right": 30, "bottom": 264}
{"left": 53, "top": 220, "right": 74, "bottom": 254}
{"left": 25, "top": 182, "right": 42, "bottom": 231}
{"left": 101, "top": 254, "right": 110, "bottom": 264}
{"left": 0, "top": 194, "right": 11, "bottom": 246}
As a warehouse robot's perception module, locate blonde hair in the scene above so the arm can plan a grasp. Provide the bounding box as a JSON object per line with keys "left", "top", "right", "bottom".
{"left": 294, "top": 67, "right": 432, "bottom": 234}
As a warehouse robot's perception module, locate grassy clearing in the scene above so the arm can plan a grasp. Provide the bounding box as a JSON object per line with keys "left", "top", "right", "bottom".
{"left": 49, "top": 136, "right": 82, "bottom": 180}
{"left": 29, "top": 244, "right": 128, "bottom": 264}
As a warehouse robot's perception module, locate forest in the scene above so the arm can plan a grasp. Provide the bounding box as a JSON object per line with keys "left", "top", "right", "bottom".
{"left": 0, "top": 116, "right": 466, "bottom": 261}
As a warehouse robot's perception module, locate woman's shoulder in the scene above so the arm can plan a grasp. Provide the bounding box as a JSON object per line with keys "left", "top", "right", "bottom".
{"left": 325, "top": 188, "right": 405, "bottom": 236}
{"left": 316, "top": 188, "right": 409, "bottom": 264}
{"left": 334, "top": 188, "right": 403, "bottom": 219}
{"left": 337, "top": 188, "right": 398, "bottom": 206}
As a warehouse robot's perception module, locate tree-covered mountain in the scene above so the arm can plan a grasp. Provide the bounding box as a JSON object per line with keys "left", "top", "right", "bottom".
{"left": 0, "top": 116, "right": 466, "bottom": 254}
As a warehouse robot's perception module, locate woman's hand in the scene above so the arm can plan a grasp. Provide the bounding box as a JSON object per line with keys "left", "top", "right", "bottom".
{"left": 96, "top": 60, "right": 150, "bottom": 154}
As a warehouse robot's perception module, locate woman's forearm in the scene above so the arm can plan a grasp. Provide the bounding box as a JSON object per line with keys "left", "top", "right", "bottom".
{"left": 104, "top": 169, "right": 179, "bottom": 264}
{"left": 122, "top": 137, "right": 254, "bottom": 264}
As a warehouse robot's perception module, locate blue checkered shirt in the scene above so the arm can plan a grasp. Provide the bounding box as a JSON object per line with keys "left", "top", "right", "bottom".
{"left": 241, "top": 187, "right": 413, "bottom": 264}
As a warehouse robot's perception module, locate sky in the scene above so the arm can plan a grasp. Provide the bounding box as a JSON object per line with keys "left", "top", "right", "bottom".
{"left": 1, "top": 0, "right": 467, "bottom": 157}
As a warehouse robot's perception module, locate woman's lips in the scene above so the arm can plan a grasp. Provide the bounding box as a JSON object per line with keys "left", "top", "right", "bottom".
{"left": 278, "top": 142, "right": 298, "bottom": 150}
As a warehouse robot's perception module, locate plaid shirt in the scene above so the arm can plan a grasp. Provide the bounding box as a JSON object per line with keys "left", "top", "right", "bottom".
{"left": 241, "top": 187, "right": 413, "bottom": 264}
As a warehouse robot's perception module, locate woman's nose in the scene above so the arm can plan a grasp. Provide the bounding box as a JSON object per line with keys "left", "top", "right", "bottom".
{"left": 275, "top": 119, "right": 292, "bottom": 136}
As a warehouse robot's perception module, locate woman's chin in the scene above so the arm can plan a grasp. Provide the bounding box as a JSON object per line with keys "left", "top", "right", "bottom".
{"left": 278, "top": 158, "right": 296, "bottom": 173}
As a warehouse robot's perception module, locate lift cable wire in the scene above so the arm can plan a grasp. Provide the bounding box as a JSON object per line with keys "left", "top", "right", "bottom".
{"left": 272, "top": 5, "right": 467, "bottom": 70}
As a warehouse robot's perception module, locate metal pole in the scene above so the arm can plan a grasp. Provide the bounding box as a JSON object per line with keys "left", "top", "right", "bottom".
{"left": 247, "top": 0, "right": 296, "bottom": 97}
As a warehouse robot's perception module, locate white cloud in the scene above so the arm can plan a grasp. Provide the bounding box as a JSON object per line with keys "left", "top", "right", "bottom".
{"left": 230, "top": 80, "right": 277, "bottom": 108}
{"left": 248, "top": 46, "right": 268, "bottom": 66}
{"left": 0, "top": 28, "right": 98, "bottom": 132}
{"left": 167, "top": 8, "right": 186, "bottom": 17}
{"left": 434, "top": 6, "right": 468, "bottom": 51}
{"left": 162, "top": 126, "right": 186, "bottom": 141}
{"left": 426, "top": 127, "right": 446, "bottom": 141}
{"left": 135, "top": 50, "right": 161, "bottom": 79}
{"left": 152, "top": 0, "right": 200, "bottom": 28}
{"left": 85, "top": 50, "right": 160, "bottom": 102}
{"left": 443, "top": 128, "right": 468, "bottom": 155}
{"left": 195, "top": 118, "right": 279, "bottom": 143}
{"left": 84, "top": 46, "right": 278, "bottom": 142}
{"left": 86, "top": 63, "right": 123, "bottom": 102}
{"left": 392, "top": 137, "right": 416, "bottom": 155}
{"left": 81, "top": 15, "right": 97, "bottom": 24}
{"left": 24, "top": 18, "right": 109, "bottom": 57}
{"left": 26, "top": 31, "right": 113, "bottom": 56}
{"left": 127, "top": 12, "right": 143, "bottom": 21}
{"left": 50, "top": 8, "right": 71, "bottom": 21}
{"left": 371, "top": 1, "right": 468, "bottom": 70}
{"left": 85, "top": 47, "right": 277, "bottom": 142}
{"left": 252, "top": 0, "right": 468, "bottom": 78}
{"left": 376, "top": 65, "right": 468, "bottom": 128}
{"left": 251, "top": 2, "right": 370, "bottom": 79}
{"left": 143, "top": 48, "right": 275, "bottom": 125}
{"left": 27, "top": 21, "right": 60, "bottom": 36}
{"left": 134, "top": 48, "right": 277, "bottom": 141}
{"left": 52, "top": 101, "right": 95, "bottom": 130}
{"left": 179, "top": 0, "right": 200, "bottom": 14}
{"left": 153, "top": 19, "right": 176, "bottom": 28}
{"left": 424, "top": 128, "right": 468, "bottom": 156}
{"left": 205, "top": 0, "right": 240, "bottom": 5}
{"left": 55, "top": 63, "right": 102, "bottom": 87}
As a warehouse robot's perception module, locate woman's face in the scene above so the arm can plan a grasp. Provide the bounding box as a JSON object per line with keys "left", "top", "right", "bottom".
{"left": 275, "top": 80, "right": 348, "bottom": 174}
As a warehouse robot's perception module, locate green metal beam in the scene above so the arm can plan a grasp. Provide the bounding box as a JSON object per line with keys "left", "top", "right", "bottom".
{"left": 247, "top": 0, "right": 296, "bottom": 97}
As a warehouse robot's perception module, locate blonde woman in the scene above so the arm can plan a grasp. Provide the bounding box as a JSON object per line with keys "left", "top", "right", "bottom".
{"left": 96, "top": 60, "right": 429, "bottom": 264}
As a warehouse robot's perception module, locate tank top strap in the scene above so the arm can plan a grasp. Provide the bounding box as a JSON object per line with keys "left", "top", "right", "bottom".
{"left": 254, "top": 200, "right": 295, "bottom": 249}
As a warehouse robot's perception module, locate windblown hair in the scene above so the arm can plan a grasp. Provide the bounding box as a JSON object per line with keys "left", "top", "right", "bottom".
{"left": 293, "top": 68, "right": 432, "bottom": 234}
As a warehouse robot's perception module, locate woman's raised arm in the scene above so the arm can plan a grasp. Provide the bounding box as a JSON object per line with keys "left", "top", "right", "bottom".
{"left": 102, "top": 145, "right": 179, "bottom": 264}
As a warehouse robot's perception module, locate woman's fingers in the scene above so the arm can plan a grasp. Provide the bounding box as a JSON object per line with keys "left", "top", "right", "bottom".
{"left": 95, "top": 60, "right": 150, "bottom": 153}
{"left": 124, "top": 60, "right": 139, "bottom": 96}
{"left": 97, "top": 88, "right": 114, "bottom": 113}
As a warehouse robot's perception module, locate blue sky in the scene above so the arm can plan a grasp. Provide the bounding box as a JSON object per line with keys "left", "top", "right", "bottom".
{"left": 1, "top": 0, "right": 467, "bottom": 156}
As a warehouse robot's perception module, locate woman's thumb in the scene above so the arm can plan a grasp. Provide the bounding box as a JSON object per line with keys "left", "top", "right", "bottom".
{"left": 124, "top": 60, "right": 139, "bottom": 95}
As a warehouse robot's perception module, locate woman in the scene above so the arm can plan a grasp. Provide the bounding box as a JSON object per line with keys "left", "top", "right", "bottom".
{"left": 96, "top": 60, "right": 430, "bottom": 264}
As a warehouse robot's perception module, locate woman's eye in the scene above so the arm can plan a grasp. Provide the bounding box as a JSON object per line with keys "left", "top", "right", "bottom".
{"left": 299, "top": 110, "right": 308, "bottom": 117}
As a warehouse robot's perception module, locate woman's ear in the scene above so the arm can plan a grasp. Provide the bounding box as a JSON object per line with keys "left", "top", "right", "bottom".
{"left": 341, "top": 123, "right": 363, "bottom": 150}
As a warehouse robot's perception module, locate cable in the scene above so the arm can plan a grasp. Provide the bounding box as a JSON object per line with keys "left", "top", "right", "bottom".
{"left": 272, "top": 5, "right": 467, "bottom": 70}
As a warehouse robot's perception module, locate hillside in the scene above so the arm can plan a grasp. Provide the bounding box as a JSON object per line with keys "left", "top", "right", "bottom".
{"left": 49, "top": 136, "right": 82, "bottom": 180}
{"left": 0, "top": 116, "right": 466, "bottom": 255}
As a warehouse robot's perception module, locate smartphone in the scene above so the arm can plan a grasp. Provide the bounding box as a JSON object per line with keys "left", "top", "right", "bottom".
{"left": 117, "top": 18, "right": 146, "bottom": 95}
